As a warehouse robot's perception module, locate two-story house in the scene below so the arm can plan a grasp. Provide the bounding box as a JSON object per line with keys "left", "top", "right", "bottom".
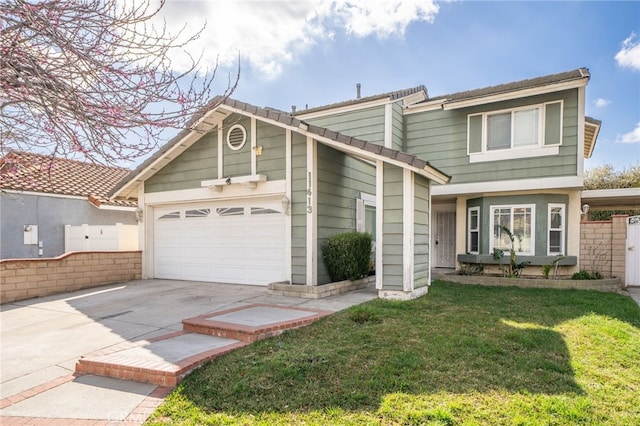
{"left": 110, "top": 68, "right": 599, "bottom": 299}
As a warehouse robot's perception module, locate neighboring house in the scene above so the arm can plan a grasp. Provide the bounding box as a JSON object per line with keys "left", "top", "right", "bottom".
{"left": 110, "top": 67, "right": 601, "bottom": 299}
{"left": 0, "top": 151, "right": 138, "bottom": 259}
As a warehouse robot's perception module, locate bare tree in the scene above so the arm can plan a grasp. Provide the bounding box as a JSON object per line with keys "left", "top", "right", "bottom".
{"left": 0, "top": 0, "right": 238, "bottom": 165}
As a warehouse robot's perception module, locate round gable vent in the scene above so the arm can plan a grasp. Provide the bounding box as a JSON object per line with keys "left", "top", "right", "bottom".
{"left": 226, "top": 124, "right": 247, "bottom": 150}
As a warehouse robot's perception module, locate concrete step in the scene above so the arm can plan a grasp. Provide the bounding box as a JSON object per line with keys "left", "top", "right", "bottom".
{"left": 75, "top": 331, "right": 246, "bottom": 386}
{"left": 75, "top": 304, "right": 331, "bottom": 386}
{"left": 182, "top": 303, "right": 332, "bottom": 342}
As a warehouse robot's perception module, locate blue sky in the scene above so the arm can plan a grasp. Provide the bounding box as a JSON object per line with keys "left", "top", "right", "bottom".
{"left": 159, "top": 0, "right": 640, "bottom": 171}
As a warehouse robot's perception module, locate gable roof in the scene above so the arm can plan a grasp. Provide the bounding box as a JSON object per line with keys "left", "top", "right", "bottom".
{"left": 0, "top": 151, "right": 136, "bottom": 209}
{"left": 293, "top": 86, "right": 428, "bottom": 116}
{"left": 110, "top": 96, "right": 450, "bottom": 200}
{"left": 425, "top": 68, "right": 591, "bottom": 108}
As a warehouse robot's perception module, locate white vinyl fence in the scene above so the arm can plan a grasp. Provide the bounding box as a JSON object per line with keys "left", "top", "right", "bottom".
{"left": 64, "top": 223, "right": 138, "bottom": 252}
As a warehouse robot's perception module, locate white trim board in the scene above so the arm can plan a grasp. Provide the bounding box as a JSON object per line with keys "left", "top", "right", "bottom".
{"left": 431, "top": 176, "right": 583, "bottom": 197}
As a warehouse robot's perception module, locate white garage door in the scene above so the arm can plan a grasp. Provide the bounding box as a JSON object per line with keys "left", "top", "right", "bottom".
{"left": 153, "top": 198, "right": 286, "bottom": 285}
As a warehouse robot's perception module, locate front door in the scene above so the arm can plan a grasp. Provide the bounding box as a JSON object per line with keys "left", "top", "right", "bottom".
{"left": 432, "top": 211, "right": 456, "bottom": 268}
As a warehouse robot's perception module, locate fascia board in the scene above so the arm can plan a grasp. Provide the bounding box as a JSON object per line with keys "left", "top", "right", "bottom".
{"left": 581, "top": 188, "right": 640, "bottom": 199}
{"left": 1, "top": 189, "right": 88, "bottom": 201}
{"left": 294, "top": 98, "right": 394, "bottom": 120}
{"left": 431, "top": 176, "right": 584, "bottom": 196}
{"left": 309, "top": 134, "right": 450, "bottom": 185}
{"left": 440, "top": 79, "right": 588, "bottom": 111}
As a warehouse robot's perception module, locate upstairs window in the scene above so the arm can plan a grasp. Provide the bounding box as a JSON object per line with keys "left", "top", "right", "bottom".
{"left": 468, "top": 101, "right": 562, "bottom": 163}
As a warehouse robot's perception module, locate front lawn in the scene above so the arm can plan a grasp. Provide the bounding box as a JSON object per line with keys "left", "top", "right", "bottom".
{"left": 148, "top": 281, "right": 640, "bottom": 425}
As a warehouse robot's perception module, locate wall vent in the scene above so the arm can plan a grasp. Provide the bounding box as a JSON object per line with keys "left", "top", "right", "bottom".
{"left": 226, "top": 124, "right": 247, "bottom": 150}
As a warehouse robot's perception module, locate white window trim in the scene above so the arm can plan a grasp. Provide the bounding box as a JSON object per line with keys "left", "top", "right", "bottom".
{"left": 356, "top": 192, "right": 376, "bottom": 233}
{"left": 467, "top": 206, "right": 480, "bottom": 254}
{"left": 547, "top": 203, "right": 565, "bottom": 255}
{"left": 468, "top": 101, "right": 563, "bottom": 163}
{"left": 489, "top": 204, "right": 536, "bottom": 256}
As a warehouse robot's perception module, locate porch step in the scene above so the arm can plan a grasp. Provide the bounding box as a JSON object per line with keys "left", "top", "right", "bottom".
{"left": 182, "top": 304, "right": 332, "bottom": 342}
{"left": 75, "top": 331, "right": 246, "bottom": 386}
{"left": 75, "top": 304, "right": 332, "bottom": 386}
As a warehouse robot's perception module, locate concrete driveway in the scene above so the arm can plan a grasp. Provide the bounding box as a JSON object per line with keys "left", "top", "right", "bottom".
{"left": 0, "top": 279, "right": 377, "bottom": 424}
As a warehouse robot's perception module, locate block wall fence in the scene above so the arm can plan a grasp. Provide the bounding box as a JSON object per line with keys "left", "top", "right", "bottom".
{"left": 0, "top": 251, "right": 142, "bottom": 304}
{"left": 579, "top": 215, "right": 627, "bottom": 283}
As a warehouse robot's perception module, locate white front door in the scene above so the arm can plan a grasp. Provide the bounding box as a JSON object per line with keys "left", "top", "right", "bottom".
{"left": 153, "top": 198, "right": 286, "bottom": 285}
{"left": 627, "top": 216, "right": 640, "bottom": 286}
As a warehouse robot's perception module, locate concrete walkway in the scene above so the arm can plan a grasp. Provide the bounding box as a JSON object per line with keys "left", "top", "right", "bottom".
{"left": 627, "top": 286, "right": 640, "bottom": 307}
{"left": 0, "top": 279, "right": 377, "bottom": 425}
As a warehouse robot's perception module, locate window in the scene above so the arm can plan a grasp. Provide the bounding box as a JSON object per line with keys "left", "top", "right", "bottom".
{"left": 548, "top": 204, "right": 565, "bottom": 255}
{"left": 490, "top": 205, "right": 535, "bottom": 255}
{"left": 185, "top": 208, "right": 210, "bottom": 218}
{"left": 467, "top": 207, "right": 480, "bottom": 254}
{"left": 216, "top": 207, "right": 244, "bottom": 216}
{"left": 158, "top": 211, "right": 180, "bottom": 220}
{"left": 356, "top": 193, "right": 376, "bottom": 240}
{"left": 251, "top": 207, "right": 280, "bottom": 215}
{"left": 487, "top": 107, "right": 540, "bottom": 150}
{"left": 468, "top": 101, "right": 562, "bottom": 163}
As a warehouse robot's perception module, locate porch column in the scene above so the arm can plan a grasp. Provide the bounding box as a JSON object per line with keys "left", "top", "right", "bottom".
{"left": 379, "top": 165, "right": 431, "bottom": 300}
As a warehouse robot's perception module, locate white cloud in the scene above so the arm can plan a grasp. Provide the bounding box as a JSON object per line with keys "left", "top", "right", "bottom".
{"left": 151, "top": 0, "right": 439, "bottom": 79}
{"left": 594, "top": 98, "right": 610, "bottom": 108}
{"left": 616, "top": 122, "right": 640, "bottom": 144}
{"left": 615, "top": 32, "right": 640, "bottom": 71}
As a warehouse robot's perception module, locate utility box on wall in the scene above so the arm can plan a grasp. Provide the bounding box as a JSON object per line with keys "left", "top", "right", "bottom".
{"left": 23, "top": 225, "right": 38, "bottom": 245}
{"left": 64, "top": 223, "right": 138, "bottom": 252}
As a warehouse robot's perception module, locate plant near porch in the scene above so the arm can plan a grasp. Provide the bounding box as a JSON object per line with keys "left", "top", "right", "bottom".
{"left": 148, "top": 282, "right": 640, "bottom": 425}
{"left": 493, "top": 225, "right": 530, "bottom": 277}
{"left": 322, "top": 231, "right": 372, "bottom": 281}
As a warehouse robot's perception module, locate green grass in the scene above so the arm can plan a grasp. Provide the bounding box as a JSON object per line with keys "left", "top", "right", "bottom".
{"left": 147, "top": 281, "right": 640, "bottom": 425}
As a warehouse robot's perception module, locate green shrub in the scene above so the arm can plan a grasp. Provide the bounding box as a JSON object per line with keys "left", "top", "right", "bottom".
{"left": 322, "top": 231, "right": 372, "bottom": 281}
{"left": 571, "top": 270, "right": 603, "bottom": 280}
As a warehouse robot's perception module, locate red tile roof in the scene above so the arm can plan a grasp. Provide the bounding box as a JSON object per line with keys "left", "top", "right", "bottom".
{"left": 0, "top": 151, "right": 136, "bottom": 208}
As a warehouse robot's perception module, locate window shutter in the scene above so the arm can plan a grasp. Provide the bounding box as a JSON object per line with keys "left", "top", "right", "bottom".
{"left": 544, "top": 102, "right": 562, "bottom": 146}
{"left": 356, "top": 198, "right": 365, "bottom": 232}
{"left": 468, "top": 114, "right": 483, "bottom": 154}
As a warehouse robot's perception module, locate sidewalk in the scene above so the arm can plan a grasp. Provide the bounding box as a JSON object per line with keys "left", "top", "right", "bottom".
{"left": 627, "top": 286, "right": 640, "bottom": 307}
{"left": 0, "top": 279, "right": 378, "bottom": 425}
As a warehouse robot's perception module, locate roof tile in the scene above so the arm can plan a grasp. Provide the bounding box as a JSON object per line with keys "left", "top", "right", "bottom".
{"left": 0, "top": 151, "right": 135, "bottom": 208}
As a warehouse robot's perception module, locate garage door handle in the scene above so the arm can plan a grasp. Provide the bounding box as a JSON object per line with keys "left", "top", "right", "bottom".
{"left": 629, "top": 246, "right": 635, "bottom": 251}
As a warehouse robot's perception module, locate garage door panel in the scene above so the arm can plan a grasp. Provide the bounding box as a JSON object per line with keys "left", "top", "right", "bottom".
{"left": 154, "top": 199, "right": 286, "bottom": 285}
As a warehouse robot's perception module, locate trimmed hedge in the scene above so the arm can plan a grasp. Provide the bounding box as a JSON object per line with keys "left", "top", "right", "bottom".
{"left": 322, "top": 231, "right": 372, "bottom": 282}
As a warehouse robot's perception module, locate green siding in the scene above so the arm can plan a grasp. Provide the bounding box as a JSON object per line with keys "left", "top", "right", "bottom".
{"left": 222, "top": 115, "right": 251, "bottom": 177}
{"left": 468, "top": 115, "right": 483, "bottom": 154}
{"left": 545, "top": 102, "right": 562, "bottom": 146}
{"left": 145, "top": 116, "right": 294, "bottom": 194}
{"left": 382, "top": 165, "right": 404, "bottom": 290}
{"left": 316, "top": 144, "right": 376, "bottom": 284}
{"left": 305, "top": 106, "right": 386, "bottom": 145}
{"left": 391, "top": 102, "right": 405, "bottom": 151}
{"left": 145, "top": 130, "right": 218, "bottom": 193}
{"left": 291, "top": 133, "right": 307, "bottom": 284}
{"left": 413, "top": 175, "right": 430, "bottom": 288}
{"left": 467, "top": 193, "right": 569, "bottom": 257}
{"left": 256, "top": 122, "right": 286, "bottom": 179}
{"left": 406, "top": 89, "right": 579, "bottom": 184}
